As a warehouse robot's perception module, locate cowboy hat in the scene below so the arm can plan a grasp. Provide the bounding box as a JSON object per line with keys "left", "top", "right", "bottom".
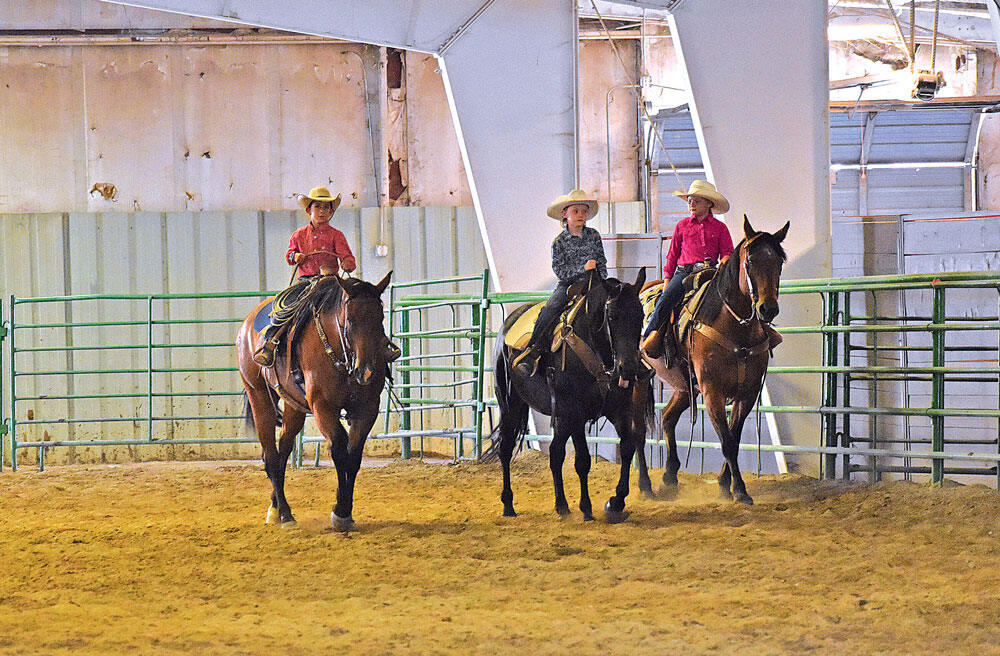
{"left": 546, "top": 189, "right": 599, "bottom": 220}
{"left": 673, "top": 180, "right": 730, "bottom": 214}
{"left": 298, "top": 186, "right": 342, "bottom": 213}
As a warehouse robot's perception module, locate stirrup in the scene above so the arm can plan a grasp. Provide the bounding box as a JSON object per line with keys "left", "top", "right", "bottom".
{"left": 641, "top": 330, "right": 664, "bottom": 359}
{"left": 252, "top": 341, "right": 277, "bottom": 367}
{"left": 512, "top": 348, "right": 540, "bottom": 376}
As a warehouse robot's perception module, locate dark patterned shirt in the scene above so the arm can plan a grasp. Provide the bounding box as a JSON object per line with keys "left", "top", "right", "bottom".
{"left": 551, "top": 226, "right": 608, "bottom": 283}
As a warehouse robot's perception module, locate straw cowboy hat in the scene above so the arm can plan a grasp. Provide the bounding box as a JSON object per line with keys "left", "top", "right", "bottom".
{"left": 298, "top": 186, "right": 342, "bottom": 213}
{"left": 673, "top": 180, "right": 730, "bottom": 214}
{"left": 546, "top": 189, "right": 599, "bottom": 220}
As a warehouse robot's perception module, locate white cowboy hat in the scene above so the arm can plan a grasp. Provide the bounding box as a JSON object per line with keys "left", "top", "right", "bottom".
{"left": 298, "top": 186, "right": 342, "bottom": 213}
{"left": 673, "top": 180, "right": 730, "bottom": 214}
{"left": 546, "top": 189, "right": 599, "bottom": 220}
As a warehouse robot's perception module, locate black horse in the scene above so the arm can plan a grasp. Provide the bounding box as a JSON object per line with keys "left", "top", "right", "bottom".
{"left": 486, "top": 269, "right": 653, "bottom": 523}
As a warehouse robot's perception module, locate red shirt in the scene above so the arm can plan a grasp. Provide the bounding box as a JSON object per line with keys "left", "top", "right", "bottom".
{"left": 663, "top": 213, "right": 734, "bottom": 279}
{"left": 286, "top": 222, "right": 357, "bottom": 277}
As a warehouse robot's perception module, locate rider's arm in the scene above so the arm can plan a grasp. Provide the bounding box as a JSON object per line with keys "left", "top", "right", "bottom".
{"left": 716, "top": 220, "right": 735, "bottom": 261}
{"left": 588, "top": 227, "right": 608, "bottom": 279}
{"left": 333, "top": 230, "right": 357, "bottom": 273}
{"left": 286, "top": 227, "right": 304, "bottom": 266}
{"left": 663, "top": 221, "right": 684, "bottom": 279}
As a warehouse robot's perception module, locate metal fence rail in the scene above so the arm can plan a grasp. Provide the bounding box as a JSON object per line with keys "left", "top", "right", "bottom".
{"left": 2, "top": 270, "right": 998, "bottom": 487}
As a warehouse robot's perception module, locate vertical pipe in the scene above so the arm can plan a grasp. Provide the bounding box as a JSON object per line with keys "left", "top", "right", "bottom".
{"left": 897, "top": 212, "right": 912, "bottom": 480}
{"left": 400, "top": 309, "right": 411, "bottom": 459}
{"left": 147, "top": 296, "right": 154, "bottom": 442}
{"left": 868, "top": 290, "right": 880, "bottom": 483}
{"left": 9, "top": 296, "right": 16, "bottom": 472}
{"left": 996, "top": 286, "right": 999, "bottom": 490}
{"left": 0, "top": 299, "right": 5, "bottom": 472}
{"left": 824, "top": 291, "right": 839, "bottom": 479}
{"left": 931, "top": 286, "right": 946, "bottom": 483}
{"left": 473, "top": 269, "right": 491, "bottom": 460}
{"left": 573, "top": 1, "right": 580, "bottom": 188}
{"left": 842, "top": 291, "right": 852, "bottom": 480}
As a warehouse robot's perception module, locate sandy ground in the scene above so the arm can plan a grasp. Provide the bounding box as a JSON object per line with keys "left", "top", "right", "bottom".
{"left": 2, "top": 452, "right": 1000, "bottom": 656}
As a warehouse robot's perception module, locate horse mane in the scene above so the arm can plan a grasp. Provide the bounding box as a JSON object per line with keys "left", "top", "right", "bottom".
{"left": 700, "top": 231, "right": 787, "bottom": 322}
{"left": 290, "top": 276, "right": 381, "bottom": 338}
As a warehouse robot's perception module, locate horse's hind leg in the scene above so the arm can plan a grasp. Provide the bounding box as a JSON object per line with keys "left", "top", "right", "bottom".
{"left": 265, "top": 408, "right": 305, "bottom": 526}
{"left": 549, "top": 417, "right": 572, "bottom": 517}
{"left": 569, "top": 422, "right": 594, "bottom": 521}
{"left": 660, "top": 390, "right": 689, "bottom": 499}
{"left": 498, "top": 395, "right": 528, "bottom": 518}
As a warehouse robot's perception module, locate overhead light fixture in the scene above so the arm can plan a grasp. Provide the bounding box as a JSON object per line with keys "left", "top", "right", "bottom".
{"left": 912, "top": 69, "right": 945, "bottom": 102}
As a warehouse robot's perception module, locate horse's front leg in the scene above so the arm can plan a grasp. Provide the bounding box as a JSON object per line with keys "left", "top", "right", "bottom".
{"left": 549, "top": 417, "right": 572, "bottom": 517}
{"left": 315, "top": 405, "right": 367, "bottom": 531}
{"left": 569, "top": 422, "right": 594, "bottom": 521}
{"left": 725, "top": 396, "right": 756, "bottom": 505}
{"left": 703, "top": 386, "right": 753, "bottom": 505}
{"left": 265, "top": 408, "right": 306, "bottom": 527}
{"left": 660, "top": 390, "right": 689, "bottom": 499}
{"left": 604, "top": 409, "right": 638, "bottom": 523}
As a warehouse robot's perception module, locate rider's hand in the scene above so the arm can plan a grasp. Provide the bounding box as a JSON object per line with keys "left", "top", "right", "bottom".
{"left": 584, "top": 259, "right": 597, "bottom": 271}
{"left": 293, "top": 252, "right": 303, "bottom": 263}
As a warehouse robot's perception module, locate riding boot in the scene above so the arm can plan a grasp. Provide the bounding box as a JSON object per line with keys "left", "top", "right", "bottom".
{"left": 512, "top": 345, "right": 541, "bottom": 377}
{"left": 641, "top": 329, "right": 664, "bottom": 359}
{"left": 252, "top": 337, "right": 279, "bottom": 367}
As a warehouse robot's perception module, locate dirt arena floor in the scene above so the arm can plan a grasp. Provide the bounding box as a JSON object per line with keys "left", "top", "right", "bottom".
{"left": 2, "top": 451, "right": 1000, "bottom": 655}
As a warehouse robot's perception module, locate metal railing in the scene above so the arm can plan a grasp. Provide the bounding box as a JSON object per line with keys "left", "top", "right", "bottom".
{"left": 3, "top": 271, "right": 998, "bottom": 486}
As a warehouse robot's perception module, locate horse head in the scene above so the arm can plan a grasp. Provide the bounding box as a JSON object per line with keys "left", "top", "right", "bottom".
{"left": 325, "top": 271, "right": 392, "bottom": 386}
{"left": 606, "top": 268, "right": 647, "bottom": 381}
{"left": 738, "top": 216, "right": 788, "bottom": 324}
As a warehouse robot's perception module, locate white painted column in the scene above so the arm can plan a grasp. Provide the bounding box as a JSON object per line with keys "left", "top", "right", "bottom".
{"left": 669, "top": 0, "right": 831, "bottom": 473}
{"left": 100, "top": 0, "right": 578, "bottom": 291}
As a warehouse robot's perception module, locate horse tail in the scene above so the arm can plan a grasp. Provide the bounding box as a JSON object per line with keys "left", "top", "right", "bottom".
{"left": 479, "top": 323, "right": 528, "bottom": 463}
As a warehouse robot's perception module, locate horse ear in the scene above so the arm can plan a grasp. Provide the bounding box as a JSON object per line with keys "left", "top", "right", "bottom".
{"left": 633, "top": 267, "right": 646, "bottom": 291}
{"left": 772, "top": 220, "right": 790, "bottom": 243}
{"left": 375, "top": 270, "right": 393, "bottom": 294}
{"left": 743, "top": 214, "right": 758, "bottom": 239}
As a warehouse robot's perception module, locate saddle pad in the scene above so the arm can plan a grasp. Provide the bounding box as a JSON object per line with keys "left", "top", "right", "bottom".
{"left": 638, "top": 282, "right": 664, "bottom": 332}
{"left": 503, "top": 301, "right": 546, "bottom": 350}
{"left": 253, "top": 299, "right": 276, "bottom": 334}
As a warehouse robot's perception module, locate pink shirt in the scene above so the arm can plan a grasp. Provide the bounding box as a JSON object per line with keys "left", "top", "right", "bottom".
{"left": 663, "top": 213, "right": 734, "bottom": 279}
{"left": 286, "top": 222, "right": 357, "bottom": 277}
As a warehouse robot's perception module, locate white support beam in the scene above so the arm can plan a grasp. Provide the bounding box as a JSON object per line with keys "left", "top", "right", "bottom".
{"left": 101, "top": 0, "right": 578, "bottom": 291}
{"left": 669, "top": 0, "right": 831, "bottom": 474}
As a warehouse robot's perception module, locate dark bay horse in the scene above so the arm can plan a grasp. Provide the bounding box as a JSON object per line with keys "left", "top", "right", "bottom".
{"left": 236, "top": 272, "right": 392, "bottom": 530}
{"left": 488, "top": 269, "right": 654, "bottom": 523}
{"left": 640, "top": 217, "right": 788, "bottom": 505}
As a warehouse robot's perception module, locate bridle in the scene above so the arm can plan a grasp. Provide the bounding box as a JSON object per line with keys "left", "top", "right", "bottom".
{"left": 720, "top": 233, "right": 771, "bottom": 327}
{"left": 312, "top": 286, "right": 382, "bottom": 378}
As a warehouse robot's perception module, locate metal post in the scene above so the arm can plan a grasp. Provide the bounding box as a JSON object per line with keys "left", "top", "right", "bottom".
{"left": 842, "top": 291, "right": 852, "bottom": 480}
{"left": 824, "top": 291, "right": 839, "bottom": 478}
{"left": 400, "top": 309, "right": 411, "bottom": 459}
{"left": 0, "top": 300, "right": 5, "bottom": 472}
{"left": 931, "top": 286, "right": 946, "bottom": 483}
{"left": 147, "top": 296, "right": 154, "bottom": 442}
{"left": 8, "top": 296, "right": 16, "bottom": 472}
{"left": 473, "top": 269, "right": 491, "bottom": 460}
{"left": 383, "top": 282, "right": 396, "bottom": 435}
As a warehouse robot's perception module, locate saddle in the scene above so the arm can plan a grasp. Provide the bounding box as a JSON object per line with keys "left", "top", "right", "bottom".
{"left": 253, "top": 278, "right": 320, "bottom": 412}
{"left": 640, "top": 267, "right": 719, "bottom": 363}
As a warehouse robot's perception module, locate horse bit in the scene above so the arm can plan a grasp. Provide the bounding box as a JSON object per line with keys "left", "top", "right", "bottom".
{"left": 312, "top": 296, "right": 358, "bottom": 376}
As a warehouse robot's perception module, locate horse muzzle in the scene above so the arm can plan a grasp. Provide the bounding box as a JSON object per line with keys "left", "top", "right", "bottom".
{"left": 352, "top": 366, "right": 377, "bottom": 386}
{"left": 758, "top": 299, "right": 779, "bottom": 323}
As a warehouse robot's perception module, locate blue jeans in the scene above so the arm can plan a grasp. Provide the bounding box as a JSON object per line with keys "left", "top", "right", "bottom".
{"left": 642, "top": 264, "right": 695, "bottom": 338}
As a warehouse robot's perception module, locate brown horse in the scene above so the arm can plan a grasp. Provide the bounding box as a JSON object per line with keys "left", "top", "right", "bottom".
{"left": 640, "top": 217, "right": 788, "bottom": 504}
{"left": 236, "top": 272, "right": 392, "bottom": 530}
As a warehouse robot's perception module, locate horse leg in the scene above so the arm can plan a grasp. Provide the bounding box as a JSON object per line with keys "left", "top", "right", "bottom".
{"left": 660, "top": 390, "right": 689, "bottom": 499}
{"left": 549, "top": 417, "right": 572, "bottom": 517}
{"left": 634, "top": 441, "right": 654, "bottom": 499}
{"left": 724, "top": 397, "right": 755, "bottom": 505}
{"left": 498, "top": 394, "right": 529, "bottom": 518}
{"left": 702, "top": 387, "right": 752, "bottom": 505}
{"left": 319, "top": 409, "right": 375, "bottom": 531}
{"left": 569, "top": 422, "right": 594, "bottom": 521}
{"left": 268, "top": 408, "right": 306, "bottom": 527}
{"left": 604, "top": 411, "right": 638, "bottom": 523}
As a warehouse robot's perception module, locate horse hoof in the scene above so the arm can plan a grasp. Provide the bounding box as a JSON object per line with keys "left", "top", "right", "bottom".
{"left": 331, "top": 512, "right": 355, "bottom": 532}
{"left": 719, "top": 489, "right": 734, "bottom": 501}
{"left": 280, "top": 519, "right": 298, "bottom": 529}
{"left": 502, "top": 508, "right": 518, "bottom": 518}
{"left": 265, "top": 505, "right": 280, "bottom": 525}
{"left": 660, "top": 485, "right": 679, "bottom": 501}
{"left": 583, "top": 513, "right": 596, "bottom": 522}
{"left": 640, "top": 486, "right": 657, "bottom": 500}
{"left": 555, "top": 506, "right": 571, "bottom": 518}
{"left": 735, "top": 493, "right": 754, "bottom": 506}
{"left": 604, "top": 500, "right": 629, "bottom": 524}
